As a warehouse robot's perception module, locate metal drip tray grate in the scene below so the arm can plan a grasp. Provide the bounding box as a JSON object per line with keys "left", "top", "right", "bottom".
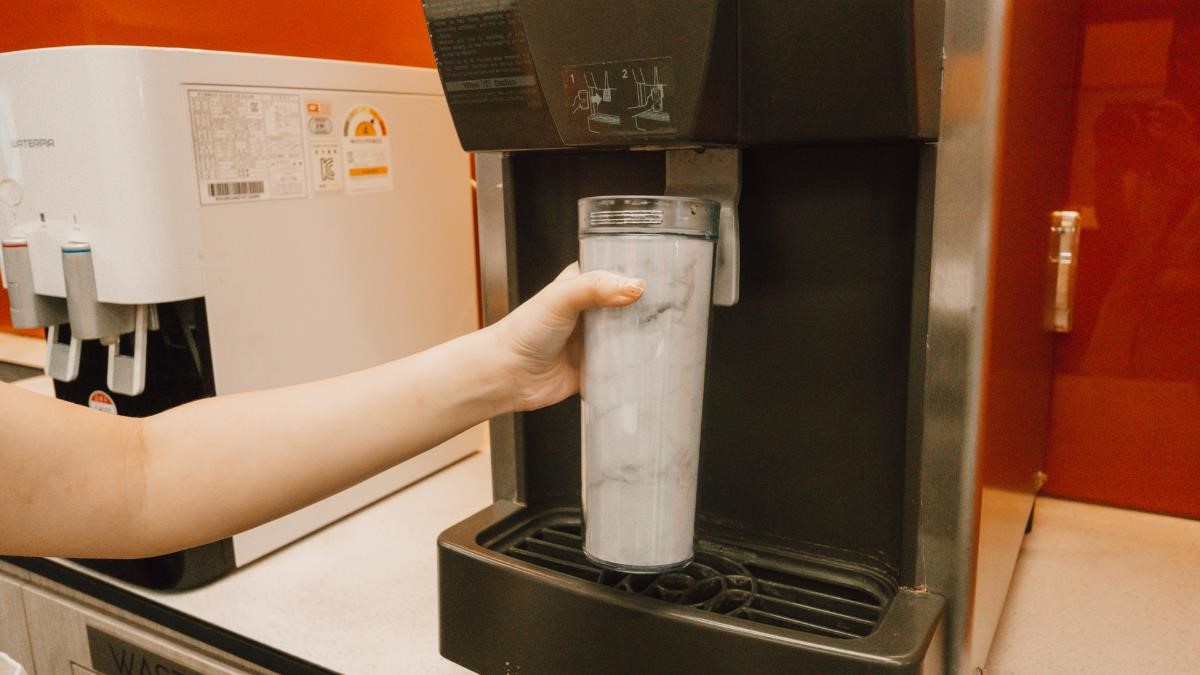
{"left": 493, "top": 514, "right": 894, "bottom": 640}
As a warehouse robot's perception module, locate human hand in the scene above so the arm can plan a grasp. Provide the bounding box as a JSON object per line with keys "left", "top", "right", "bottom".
{"left": 490, "top": 262, "right": 644, "bottom": 412}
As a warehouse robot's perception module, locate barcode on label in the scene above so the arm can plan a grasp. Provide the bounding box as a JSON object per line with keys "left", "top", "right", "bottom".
{"left": 208, "top": 181, "right": 265, "bottom": 198}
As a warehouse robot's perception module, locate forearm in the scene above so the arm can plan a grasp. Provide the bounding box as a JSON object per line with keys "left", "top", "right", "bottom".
{"left": 0, "top": 264, "right": 635, "bottom": 559}
{"left": 0, "top": 389, "right": 144, "bottom": 557}
{"left": 0, "top": 327, "right": 510, "bottom": 559}
{"left": 134, "top": 326, "right": 511, "bottom": 556}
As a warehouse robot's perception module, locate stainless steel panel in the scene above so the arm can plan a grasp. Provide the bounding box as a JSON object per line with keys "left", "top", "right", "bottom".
{"left": 476, "top": 152, "right": 525, "bottom": 503}
{"left": 917, "top": 0, "right": 1011, "bottom": 673}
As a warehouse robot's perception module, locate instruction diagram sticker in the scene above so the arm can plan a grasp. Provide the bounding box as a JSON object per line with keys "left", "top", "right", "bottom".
{"left": 342, "top": 105, "right": 393, "bottom": 194}
{"left": 187, "top": 89, "right": 309, "bottom": 204}
{"left": 561, "top": 57, "right": 676, "bottom": 144}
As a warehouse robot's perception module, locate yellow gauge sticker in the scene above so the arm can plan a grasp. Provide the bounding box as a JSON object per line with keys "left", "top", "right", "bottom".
{"left": 342, "top": 105, "right": 393, "bottom": 193}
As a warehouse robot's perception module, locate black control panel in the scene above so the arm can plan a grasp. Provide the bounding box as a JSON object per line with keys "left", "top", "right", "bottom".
{"left": 423, "top": 0, "right": 944, "bottom": 150}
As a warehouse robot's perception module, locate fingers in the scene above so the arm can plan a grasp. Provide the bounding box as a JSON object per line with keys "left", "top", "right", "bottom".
{"left": 543, "top": 269, "right": 644, "bottom": 321}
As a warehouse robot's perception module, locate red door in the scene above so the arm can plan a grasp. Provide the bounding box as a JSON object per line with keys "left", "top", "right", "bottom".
{"left": 1045, "top": 0, "right": 1200, "bottom": 519}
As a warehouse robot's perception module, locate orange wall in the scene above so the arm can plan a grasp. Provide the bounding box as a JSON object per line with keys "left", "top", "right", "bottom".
{"left": 976, "top": 0, "right": 1199, "bottom": 521}
{"left": 1, "top": 0, "right": 434, "bottom": 66}
{"left": 1044, "top": 2, "right": 1200, "bottom": 520}
{"left": 0, "top": 0, "right": 443, "bottom": 336}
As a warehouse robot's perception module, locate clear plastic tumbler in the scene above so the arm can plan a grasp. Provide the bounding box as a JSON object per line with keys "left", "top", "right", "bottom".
{"left": 578, "top": 195, "right": 720, "bottom": 573}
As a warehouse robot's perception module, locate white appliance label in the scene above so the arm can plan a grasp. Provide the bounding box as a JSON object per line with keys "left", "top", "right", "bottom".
{"left": 187, "top": 89, "right": 309, "bottom": 204}
{"left": 342, "top": 104, "right": 394, "bottom": 194}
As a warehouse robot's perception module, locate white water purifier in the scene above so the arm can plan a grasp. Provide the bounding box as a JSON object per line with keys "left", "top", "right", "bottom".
{"left": 0, "top": 46, "right": 483, "bottom": 588}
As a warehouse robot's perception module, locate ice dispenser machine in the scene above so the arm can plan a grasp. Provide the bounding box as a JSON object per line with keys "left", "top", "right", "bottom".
{"left": 425, "top": 1, "right": 1034, "bottom": 673}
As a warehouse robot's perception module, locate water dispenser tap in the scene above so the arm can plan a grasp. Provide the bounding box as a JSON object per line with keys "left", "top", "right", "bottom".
{"left": 1, "top": 237, "right": 80, "bottom": 382}
{"left": 1, "top": 237, "right": 69, "bottom": 328}
{"left": 60, "top": 242, "right": 150, "bottom": 396}
{"left": 61, "top": 242, "right": 136, "bottom": 339}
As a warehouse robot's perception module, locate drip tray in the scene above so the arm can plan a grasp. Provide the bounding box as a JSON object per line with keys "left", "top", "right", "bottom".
{"left": 438, "top": 504, "right": 946, "bottom": 674}
{"left": 497, "top": 513, "right": 893, "bottom": 640}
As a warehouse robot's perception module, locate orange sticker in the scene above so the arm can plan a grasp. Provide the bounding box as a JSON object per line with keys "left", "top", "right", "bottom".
{"left": 88, "top": 390, "right": 117, "bottom": 415}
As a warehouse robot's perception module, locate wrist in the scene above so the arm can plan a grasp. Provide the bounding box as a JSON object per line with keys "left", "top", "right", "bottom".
{"left": 471, "top": 323, "right": 520, "bottom": 418}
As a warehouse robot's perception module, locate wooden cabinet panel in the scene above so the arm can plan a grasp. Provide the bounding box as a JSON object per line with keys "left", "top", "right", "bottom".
{"left": 0, "top": 575, "right": 35, "bottom": 674}
{"left": 20, "top": 587, "right": 249, "bottom": 675}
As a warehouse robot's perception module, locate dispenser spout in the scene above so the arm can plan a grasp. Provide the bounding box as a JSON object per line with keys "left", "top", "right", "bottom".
{"left": 1, "top": 237, "right": 80, "bottom": 382}
{"left": 60, "top": 242, "right": 150, "bottom": 395}
{"left": 665, "top": 148, "right": 741, "bottom": 306}
{"left": 2, "top": 237, "right": 70, "bottom": 328}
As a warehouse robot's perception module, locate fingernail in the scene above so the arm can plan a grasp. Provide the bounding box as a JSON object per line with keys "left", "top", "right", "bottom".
{"left": 622, "top": 279, "right": 645, "bottom": 296}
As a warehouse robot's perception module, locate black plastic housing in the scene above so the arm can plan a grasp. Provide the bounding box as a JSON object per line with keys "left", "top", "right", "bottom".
{"left": 423, "top": 0, "right": 944, "bottom": 150}
{"left": 439, "top": 504, "right": 945, "bottom": 674}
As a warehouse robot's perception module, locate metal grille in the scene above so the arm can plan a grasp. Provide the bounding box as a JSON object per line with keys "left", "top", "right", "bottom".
{"left": 500, "top": 518, "right": 891, "bottom": 640}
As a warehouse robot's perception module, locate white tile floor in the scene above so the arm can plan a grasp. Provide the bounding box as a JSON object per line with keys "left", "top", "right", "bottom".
{"left": 1, "top": 332, "right": 1197, "bottom": 673}
{"left": 987, "top": 497, "right": 1200, "bottom": 674}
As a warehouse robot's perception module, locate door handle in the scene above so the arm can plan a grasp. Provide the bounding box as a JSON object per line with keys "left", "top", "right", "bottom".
{"left": 1045, "top": 210, "right": 1081, "bottom": 332}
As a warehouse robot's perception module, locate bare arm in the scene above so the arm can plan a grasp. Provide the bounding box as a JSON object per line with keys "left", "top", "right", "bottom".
{"left": 0, "top": 264, "right": 643, "bottom": 558}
